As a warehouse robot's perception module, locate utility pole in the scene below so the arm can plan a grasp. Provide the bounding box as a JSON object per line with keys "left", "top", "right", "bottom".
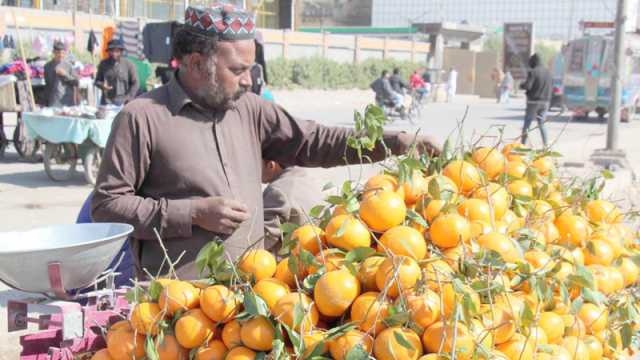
{"left": 591, "top": 0, "right": 631, "bottom": 171}
{"left": 607, "top": 0, "right": 626, "bottom": 151}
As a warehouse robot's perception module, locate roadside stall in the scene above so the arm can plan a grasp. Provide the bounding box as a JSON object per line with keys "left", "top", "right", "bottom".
{"left": 22, "top": 105, "right": 120, "bottom": 185}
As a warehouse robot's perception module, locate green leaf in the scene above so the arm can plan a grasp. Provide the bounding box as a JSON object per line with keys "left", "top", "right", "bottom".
{"left": 601, "top": 170, "right": 614, "bottom": 179}
{"left": 342, "top": 181, "right": 353, "bottom": 197}
{"left": 292, "top": 300, "right": 305, "bottom": 330}
{"left": 383, "top": 311, "right": 411, "bottom": 327}
{"left": 271, "top": 338, "right": 287, "bottom": 360}
{"left": 521, "top": 303, "right": 535, "bottom": 329}
{"left": 568, "top": 265, "right": 595, "bottom": 290}
{"left": 345, "top": 197, "right": 360, "bottom": 213}
{"left": 125, "top": 286, "right": 146, "bottom": 303}
{"left": 322, "top": 182, "right": 336, "bottom": 191}
{"left": 243, "top": 290, "right": 270, "bottom": 317}
{"left": 280, "top": 222, "right": 300, "bottom": 235}
{"left": 255, "top": 352, "right": 267, "bottom": 360}
{"left": 310, "top": 205, "right": 326, "bottom": 218}
{"left": 288, "top": 255, "right": 300, "bottom": 278}
{"left": 621, "top": 323, "right": 633, "bottom": 349}
{"left": 327, "top": 195, "right": 345, "bottom": 206}
{"left": 324, "top": 322, "right": 358, "bottom": 340}
{"left": 406, "top": 208, "right": 428, "bottom": 228}
{"left": 571, "top": 297, "right": 584, "bottom": 315}
{"left": 335, "top": 217, "right": 349, "bottom": 238}
{"left": 393, "top": 330, "right": 415, "bottom": 351}
{"left": 344, "top": 344, "right": 369, "bottom": 360}
{"left": 303, "top": 272, "right": 323, "bottom": 291}
{"left": 283, "top": 323, "right": 302, "bottom": 350}
{"left": 145, "top": 335, "right": 160, "bottom": 360}
{"left": 148, "top": 281, "right": 163, "bottom": 303}
{"left": 299, "top": 249, "right": 321, "bottom": 268}
{"left": 581, "top": 288, "right": 606, "bottom": 306}
{"left": 345, "top": 247, "right": 376, "bottom": 263}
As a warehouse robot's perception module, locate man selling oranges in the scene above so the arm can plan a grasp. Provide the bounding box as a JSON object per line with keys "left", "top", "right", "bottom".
{"left": 91, "top": 4, "right": 439, "bottom": 277}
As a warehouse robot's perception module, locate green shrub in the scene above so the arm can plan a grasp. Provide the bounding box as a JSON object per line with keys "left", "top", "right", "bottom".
{"left": 266, "top": 57, "right": 423, "bottom": 90}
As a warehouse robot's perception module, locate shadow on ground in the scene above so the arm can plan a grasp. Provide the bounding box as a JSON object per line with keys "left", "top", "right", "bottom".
{"left": 0, "top": 169, "right": 87, "bottom": 189}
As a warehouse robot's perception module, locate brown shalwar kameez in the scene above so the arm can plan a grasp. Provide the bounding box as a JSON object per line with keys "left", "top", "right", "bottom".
{"left": 91, "top": 76, "right": 406, "bottom": 276}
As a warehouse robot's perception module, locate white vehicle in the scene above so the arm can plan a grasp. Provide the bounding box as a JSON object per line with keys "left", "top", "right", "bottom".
{"left": 562, "top": 33, "right": 640, "bottom": 122}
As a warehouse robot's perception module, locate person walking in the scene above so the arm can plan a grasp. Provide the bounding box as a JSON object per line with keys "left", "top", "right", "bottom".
{"left": 491, "top": 67, "right": 504, "bottom": 102}
{"left": 520, "top": 54, "right": 552, "bottom": 147}
{"left": 499, "top": 71, "right": 514, "bottom": 104}
{"left": 447, "top": 67, "right": 458, "bottom": 102}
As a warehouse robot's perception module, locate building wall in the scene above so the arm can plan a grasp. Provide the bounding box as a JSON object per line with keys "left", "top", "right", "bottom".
{"left": 372, "top": 0, "right": 634, "bottom": 41}
{"left": 443, "top": 48, "right": 476, "bottom": 95}
{"left": 0, "top": 6, "right": 430, "bottom": 65}
{"left": 475, "top": 51, "right": 500, "bottom": 98}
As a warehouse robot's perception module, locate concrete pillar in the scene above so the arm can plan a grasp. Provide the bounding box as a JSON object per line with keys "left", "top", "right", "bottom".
{"left": 410, "top": 36, "right": 416, "bottom": 63}
{"left": 282, "top": 30, "right": 289, "bottom": 59}
{"left": 322, "top": 31, "right": 329, "bottom": 58}
{"left": 0, "top": 12, "right": 6, "bottom": 37}
{"left": 383, "top": 36, "right": 390, "bottom": 60}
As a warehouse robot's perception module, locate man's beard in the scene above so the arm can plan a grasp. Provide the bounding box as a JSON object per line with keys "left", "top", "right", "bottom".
{"left": 196, "top": 62, "right": 247, "bottom": 111}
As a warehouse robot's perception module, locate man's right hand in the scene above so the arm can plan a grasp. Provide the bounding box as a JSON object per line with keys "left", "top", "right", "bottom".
{"left": 191, "top": 197, "right": 250, "bottom": 235}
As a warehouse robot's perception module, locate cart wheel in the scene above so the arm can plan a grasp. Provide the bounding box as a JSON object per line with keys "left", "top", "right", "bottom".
{"left": 43, "top": 143, "right": 78, "bottom": 181}
{"left": 13, "top": 119, "right": 40, "bottom": 161}
{"left": 83, "top": 146, "right": 102, "bottom": 185}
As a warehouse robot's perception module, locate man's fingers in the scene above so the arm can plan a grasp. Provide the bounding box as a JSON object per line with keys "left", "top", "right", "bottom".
{"left": 223, "top": 198, "right": 250, "bottom": 212}
{"left": 223, "top": 207, "right": 251, "bottom": 223}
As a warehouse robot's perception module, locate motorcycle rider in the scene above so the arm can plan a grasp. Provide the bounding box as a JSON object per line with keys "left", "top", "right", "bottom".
{"left": 370, "top": 70, "right": 405, "bottom": 115}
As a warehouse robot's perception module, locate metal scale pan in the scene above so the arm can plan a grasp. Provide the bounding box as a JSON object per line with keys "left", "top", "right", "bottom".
{"left": 0, "top": 223, "right": 133, "bottom": 299}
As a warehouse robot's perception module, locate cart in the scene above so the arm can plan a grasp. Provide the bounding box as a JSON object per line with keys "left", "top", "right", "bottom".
{"left": 0, "top": 75, "right": 41, "bottom": 160}
{"left": 21, "top": 108, "right": 118, "bottom": 185}
{"left": 0, "top": 223, "right": 134, "bottom": 359}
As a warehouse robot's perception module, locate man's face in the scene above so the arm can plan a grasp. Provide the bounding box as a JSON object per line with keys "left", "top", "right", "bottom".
{"left": 192, "top": 39, "right": 255, "bottom": 110}
{"left": 53, "top": 49, "right": 65, "bottom": 62}
{"left": 109, "top": 49, "right": 123, "bottom": 61}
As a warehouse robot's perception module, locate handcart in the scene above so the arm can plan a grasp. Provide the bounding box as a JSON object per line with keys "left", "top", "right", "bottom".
{"left": 21, "top": 107, "right": 119, "bottom": 185}
{"left": 0, "top": 75, "right": 41, "bottom": 160}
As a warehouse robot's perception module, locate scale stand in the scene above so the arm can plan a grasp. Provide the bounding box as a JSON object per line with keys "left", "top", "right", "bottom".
{"left": 5, "top": 262, "right": 131, "bottom": 359}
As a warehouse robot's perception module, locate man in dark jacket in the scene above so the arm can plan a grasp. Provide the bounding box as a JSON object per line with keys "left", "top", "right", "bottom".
{"left": 520, "top": 53, "right": 552, "bottom": 147}
{"left": 370, "top": 70, "right": 402, "bottom": 110}
{"left": 44, "top": 41, "right": 79, "bottom": 107}
{"left": 389, "top": 67, "right": 409, "bottom": 94}
{"left": 95, "top": 39, "right": 139, "bottom": 105}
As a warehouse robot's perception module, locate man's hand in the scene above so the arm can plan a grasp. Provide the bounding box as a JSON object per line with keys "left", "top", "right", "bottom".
{"left": 55, "top": 67, "right": 67, "bottom": 77}
{"left": 397, "top": 132, "right": 442, "bottom": 157}
{"left": 191, "top": 197, "right": 250, "bottom": 234}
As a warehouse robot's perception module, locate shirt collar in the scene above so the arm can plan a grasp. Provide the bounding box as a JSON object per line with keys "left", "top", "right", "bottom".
{"left": 167, "top": 72, "right": 193, "bottom": 116}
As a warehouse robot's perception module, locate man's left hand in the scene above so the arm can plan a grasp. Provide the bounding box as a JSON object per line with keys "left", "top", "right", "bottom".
{"left": 396, "top": 132, "right": 441, "bottom": 157}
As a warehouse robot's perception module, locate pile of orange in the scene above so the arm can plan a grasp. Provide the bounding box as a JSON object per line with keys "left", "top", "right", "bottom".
{"left": 94, "top": 143, "right": 640, "bottom": 360}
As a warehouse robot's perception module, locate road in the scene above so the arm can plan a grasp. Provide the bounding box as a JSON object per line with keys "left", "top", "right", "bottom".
{"left": 1, "top": 90, "right": 638, "bottom": 232}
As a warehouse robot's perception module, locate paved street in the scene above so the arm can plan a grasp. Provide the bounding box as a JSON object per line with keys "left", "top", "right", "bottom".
{"left": 1, "top": 90, "right": 639, "bottom": 232}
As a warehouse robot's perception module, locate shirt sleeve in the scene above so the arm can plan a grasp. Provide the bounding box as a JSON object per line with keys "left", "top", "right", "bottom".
{"left": 91, "top": 110, "right": 193, "bottom": 240}
{"left": 58, "top": 62, "right": 78, "bottom": 84}
{"left": 127, "top": 61, "right": 139, "bottom": 99}
{"left": 94, "top": 62, "right": 105, "bottom": 88}
{"left": 257, "top": 98, "right": 403, "bottom": 168}
{"left": 262, "top": 185, "right": 291, "bottom": 239}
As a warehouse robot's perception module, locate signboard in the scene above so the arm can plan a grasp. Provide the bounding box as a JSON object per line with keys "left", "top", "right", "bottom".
{"left": 296, "top": 0, "right": 372, "bottom": 27}
{"left": 580, "top": 21, "right": 615, "bottom": 30}
{"left": 503, "top": 23, "right": 534, "bottom": 80}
